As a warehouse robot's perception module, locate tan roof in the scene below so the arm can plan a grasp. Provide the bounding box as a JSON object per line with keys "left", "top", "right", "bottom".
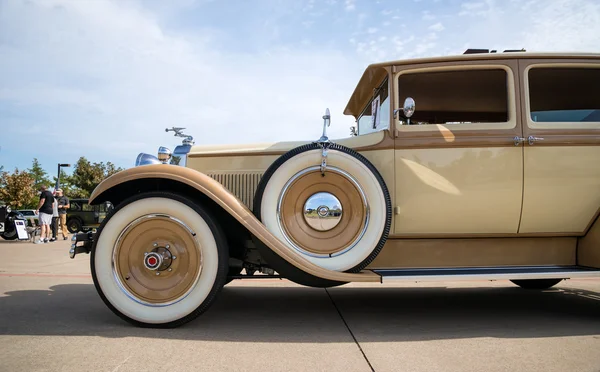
{"left": 343, "top": 52, "right": 600, "bottom": 117}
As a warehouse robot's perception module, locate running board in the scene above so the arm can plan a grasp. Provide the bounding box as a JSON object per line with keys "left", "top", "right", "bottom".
{"left": 373, "top": 265, "right": 600, "bottom": 283}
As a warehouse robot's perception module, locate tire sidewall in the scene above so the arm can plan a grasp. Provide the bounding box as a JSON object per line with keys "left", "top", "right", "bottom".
{"left": 91, "top": 193, "right": 226, "bottom": 326}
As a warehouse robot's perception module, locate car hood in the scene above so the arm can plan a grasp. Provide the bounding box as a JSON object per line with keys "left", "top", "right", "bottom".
{"left": 187, "top": 131, "right": 385, "bottom": 157}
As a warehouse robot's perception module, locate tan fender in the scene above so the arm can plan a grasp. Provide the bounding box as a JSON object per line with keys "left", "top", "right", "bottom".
{"left": 89, "top": 164, "right": 380, "bottom": 283}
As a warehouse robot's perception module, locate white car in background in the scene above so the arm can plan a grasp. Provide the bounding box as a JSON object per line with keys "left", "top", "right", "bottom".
{"left": 17, "top": 209, "right": 39, "bottom": 226}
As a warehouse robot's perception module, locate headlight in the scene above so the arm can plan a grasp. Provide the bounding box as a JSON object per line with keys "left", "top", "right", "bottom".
{"left": 135, "top": 153, "right": 162, "bottom": 166}
{"left": 157, "top": 146, "right": 172, "bottom": 163}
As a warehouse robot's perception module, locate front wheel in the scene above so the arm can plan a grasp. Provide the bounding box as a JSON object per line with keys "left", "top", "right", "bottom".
{"left": 1, "top": 232, "right": 18, "bottom": 240}
{"left": 510, "top": 279, "right": 563, "bottom": 290}
{"left": 91, "top": 192, "right": 229, "bottom": 328}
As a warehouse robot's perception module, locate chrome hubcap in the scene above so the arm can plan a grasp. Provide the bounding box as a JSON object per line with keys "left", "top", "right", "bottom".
{"left": 303, "top": 192, "right": 343, "bottom": 231}
{"left": 143, "top": 247, "right": 173, "bottom": 271}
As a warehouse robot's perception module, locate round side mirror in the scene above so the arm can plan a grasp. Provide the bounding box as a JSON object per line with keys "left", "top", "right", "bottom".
{"left": 403, "top": 97, "right": 415, "bottom": 118}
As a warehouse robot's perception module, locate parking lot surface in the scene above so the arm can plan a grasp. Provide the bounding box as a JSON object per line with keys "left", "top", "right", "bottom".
{"left": 1, "top": 238, "right": 599, "bottom": 372}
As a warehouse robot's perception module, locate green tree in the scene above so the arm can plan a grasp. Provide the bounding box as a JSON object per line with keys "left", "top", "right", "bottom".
{"left": 52, "top": 168, "right": 80, "bottom": 198}
{"left": 28, "top": 158, "right": 51, "bottom": 190}
{"left": 70, "top": 157, "right": 124, "bottom": 198}
{"left": 0, "top": 169, "right": 37, "bottom": 209}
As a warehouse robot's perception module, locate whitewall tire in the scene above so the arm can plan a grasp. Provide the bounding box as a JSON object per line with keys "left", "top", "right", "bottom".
{"left": 254, "top": 143, "right": 391, "bottom": 275}
{"left": 91, "top": 192, "right": 228, "bottom": 328}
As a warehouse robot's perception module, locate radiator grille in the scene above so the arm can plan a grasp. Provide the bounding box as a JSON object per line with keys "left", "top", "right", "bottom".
{"left": 207, "top": 173, "right": 263, "bottom": 210}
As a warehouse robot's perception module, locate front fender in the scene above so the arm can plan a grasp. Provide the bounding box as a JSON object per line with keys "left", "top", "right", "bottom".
{"left": 89, "top": 164, "right": 379, "bottom": 283}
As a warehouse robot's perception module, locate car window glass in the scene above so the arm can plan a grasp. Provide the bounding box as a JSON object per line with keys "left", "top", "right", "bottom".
{"left": 70, "top": 202, "right": 81, "bottom": 211}
{"left": 397, "top": 68, "right": 508, "bottom": 125}
{"left": 358, "top": 78, "right": 389, "bottom": 135}
{"left": 529, "top": 67, "right": 600, "bottom": 122}
{"left": 82, "top": 204, "right": 94, "bottom": 212}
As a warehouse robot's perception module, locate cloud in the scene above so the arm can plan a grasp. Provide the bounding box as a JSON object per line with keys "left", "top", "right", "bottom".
{"left": 345, "top": 0, "right": 355, "bottom": 11}
{"left": 429, "top": 22, "right": 445, "bottom": 32}
{"left": 0, "top": 0, "right": 362, "bottom": 172}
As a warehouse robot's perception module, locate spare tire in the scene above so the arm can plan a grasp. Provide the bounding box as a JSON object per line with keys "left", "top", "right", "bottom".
{"left": 253, "top": 142, "right": 391, "bottom": 277}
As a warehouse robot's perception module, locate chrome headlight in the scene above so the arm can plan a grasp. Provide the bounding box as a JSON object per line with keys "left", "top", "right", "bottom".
{"left": 135, "top": 153, "right": 161, "bottom": 166}
{"left": 157, "top": 146, "right": 172, "bottom": 163}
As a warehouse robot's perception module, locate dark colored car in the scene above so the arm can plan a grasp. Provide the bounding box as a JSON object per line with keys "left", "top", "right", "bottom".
{"left": 0, "top": 204, "right": 27, "bottom": 240}
{"left": 66, "top": 199, "right": 113, "bottom": 233}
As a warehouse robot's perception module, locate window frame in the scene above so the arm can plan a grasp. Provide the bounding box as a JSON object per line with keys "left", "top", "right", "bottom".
{"left": 524, "top": 63, "right": 600, "bottom": 130}
{"left": 394, "top": 64, "right": 517, "bottom": 133}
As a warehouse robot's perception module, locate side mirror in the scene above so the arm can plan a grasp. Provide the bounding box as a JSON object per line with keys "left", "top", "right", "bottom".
{"left": 403, "top": 97, "right": 415, "bottom": 118}
{"left": 394, "top": 97, "right": 416, "bottom": 124}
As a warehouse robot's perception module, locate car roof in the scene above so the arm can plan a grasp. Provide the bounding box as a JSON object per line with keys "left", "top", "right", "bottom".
{"left": 343, "top": 51, "right": 600, "bottom": 117}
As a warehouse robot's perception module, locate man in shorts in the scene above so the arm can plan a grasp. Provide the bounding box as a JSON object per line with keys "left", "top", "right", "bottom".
{"left": 35, "top": 185, "right": 55, "bottom": 244}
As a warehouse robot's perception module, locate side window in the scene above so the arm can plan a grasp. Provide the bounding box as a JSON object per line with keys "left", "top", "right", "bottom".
{"left": 82, "top": 203, "right": 95, "bottom": 212}
{"left": 357, "top": 78, "right": 389, "bottom": 135}
{"left": 70, "top": 202, "right": 81, "bottom": 211}
{"left": 397, "top": 68, "right": 509, "bottom": 125}
{"left": 529, "top": 67, "right": 600, "bottom": 123}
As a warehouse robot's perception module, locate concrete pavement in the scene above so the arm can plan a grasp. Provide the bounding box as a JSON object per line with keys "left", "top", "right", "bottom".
{"left": 1, "top": 238, "right": 599, "bottom": 372}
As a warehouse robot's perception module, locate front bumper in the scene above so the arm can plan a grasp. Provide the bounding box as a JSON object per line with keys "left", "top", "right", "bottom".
{"left": 69, "top": 231, "right": 95, "bottom": 259}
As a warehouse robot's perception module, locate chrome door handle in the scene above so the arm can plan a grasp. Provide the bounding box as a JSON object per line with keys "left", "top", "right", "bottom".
{"left": 513, "top": 136, "right": 525, "bottom": 146}
{"left": 528, "top": 136, "right": 544, "bottom": 145}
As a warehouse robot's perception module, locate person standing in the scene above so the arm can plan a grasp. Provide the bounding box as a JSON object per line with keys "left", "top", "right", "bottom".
{"left": 50, "top": 189, "right": 59, "bottom": 242}
{"left": 35, "top": 185, "right": 54, "bottom": 244}
{"left": 56, "top": 188, "right": 70, "bottom": 240}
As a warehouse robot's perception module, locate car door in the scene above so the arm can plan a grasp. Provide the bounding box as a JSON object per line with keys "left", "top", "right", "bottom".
{"left": 392, "top": 59, "right": 524, "bottom": 235}
{"left": 518, "top": 59, "right": 600, "bottom": 234}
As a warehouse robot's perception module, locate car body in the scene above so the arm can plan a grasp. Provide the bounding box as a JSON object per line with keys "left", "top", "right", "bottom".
{"left": 71, "top": 50, "right": 600, "bottom": 327}
{"left": 66, "top": 199, "right": 113, "bottom": 233}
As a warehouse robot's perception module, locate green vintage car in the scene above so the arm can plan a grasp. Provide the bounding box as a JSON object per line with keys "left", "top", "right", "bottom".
{"left": 66, "top": 199, "right": 113, "bottom": 233}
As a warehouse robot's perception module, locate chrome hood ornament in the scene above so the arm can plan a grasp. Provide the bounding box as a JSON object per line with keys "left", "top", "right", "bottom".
{"left": 166, "top": 127, "right": 195, "bottom": 145}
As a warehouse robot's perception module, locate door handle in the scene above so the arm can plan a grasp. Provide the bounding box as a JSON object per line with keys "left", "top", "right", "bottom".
{"left": 528, "top": 136, "right": 544, "bottom": 145}
{"left": 513, "top": 136, "right": 525, "bottom": 146}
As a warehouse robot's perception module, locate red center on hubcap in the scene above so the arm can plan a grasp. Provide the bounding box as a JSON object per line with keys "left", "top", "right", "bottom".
{"left": 148, "top": 256, "right": 157, "bottom": 266}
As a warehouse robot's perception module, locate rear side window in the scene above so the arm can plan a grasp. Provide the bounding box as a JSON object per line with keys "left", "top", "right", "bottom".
{"left": 529, "top": 67, "right": 600, "bottom": 123}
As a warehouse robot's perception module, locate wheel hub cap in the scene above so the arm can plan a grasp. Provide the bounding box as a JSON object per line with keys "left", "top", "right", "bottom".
{"left": 143, "top": 247, "right": 173, "bottom": 271}
{"left": 303, "top": 192, "right": 343, "bottom": 231}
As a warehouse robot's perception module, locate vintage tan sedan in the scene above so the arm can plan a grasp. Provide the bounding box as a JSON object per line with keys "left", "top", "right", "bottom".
{"left": 70, "top": 49, "right": 600, "bottom": 327}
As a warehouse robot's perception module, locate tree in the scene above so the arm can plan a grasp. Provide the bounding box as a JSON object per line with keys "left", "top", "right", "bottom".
{"left": 52, "top": 169, "right": 80, "bottom": 198}
{"left": 0, "top": 169, "right": 37, "bottom": 209}
{"left": 70, "top": 157, "right": 124, "bottom": 198}
{"left": 28, "top": 158, "right": 51, "bottom": 190}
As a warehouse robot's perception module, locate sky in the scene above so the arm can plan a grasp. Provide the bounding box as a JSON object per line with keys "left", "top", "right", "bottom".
{"left": 1, "top": 0, "right": 599, "bottom": 177}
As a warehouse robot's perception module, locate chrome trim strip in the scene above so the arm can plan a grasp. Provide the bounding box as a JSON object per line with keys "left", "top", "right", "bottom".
{"left": 112, "top": 213, "right": 201, "bottom": 307}
{"left": 276, "top": 165, "right": 370, "bottom": 258}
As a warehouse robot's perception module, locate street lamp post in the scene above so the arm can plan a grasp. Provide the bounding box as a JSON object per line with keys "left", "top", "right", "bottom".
{"left": 56, "top": 163, "right": 71, "bottom": 190}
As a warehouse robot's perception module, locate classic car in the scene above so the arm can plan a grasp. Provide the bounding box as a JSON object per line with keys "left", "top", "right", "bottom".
{"left": 66, "top": 199, "right": 113, "bottom": 233}
{"left": 69, "top": 49, "right": 600, "bottom": 328}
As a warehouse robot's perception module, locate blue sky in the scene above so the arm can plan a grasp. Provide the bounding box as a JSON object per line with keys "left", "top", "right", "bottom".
{"left": 1, "top": 0, "right": 599, "bottom": 178}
